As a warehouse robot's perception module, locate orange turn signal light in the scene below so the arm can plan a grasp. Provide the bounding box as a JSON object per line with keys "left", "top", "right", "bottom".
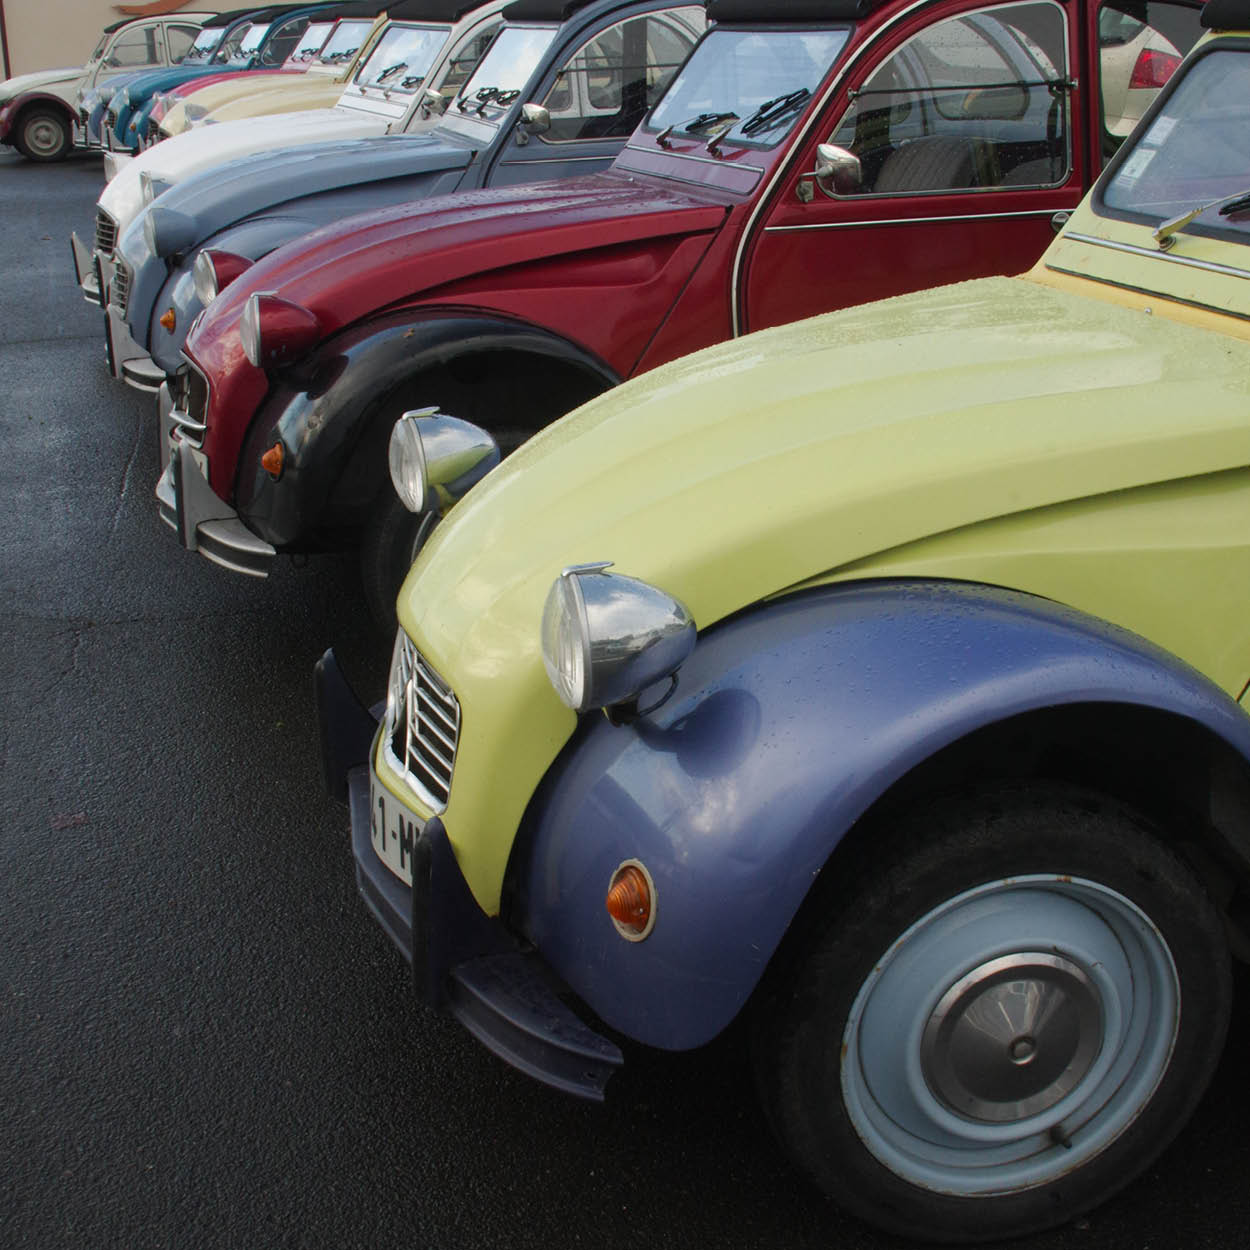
{"left": 261, "top": 443, "right": 285, "bottom": 479}
{"left": 606, "top": 862, "right": 655, "bottom": 940}
{"left": 159, "top": 308, "right": 176, "bottom": 332}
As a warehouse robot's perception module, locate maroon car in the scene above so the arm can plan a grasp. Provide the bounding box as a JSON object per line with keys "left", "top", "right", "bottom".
{"left": 161, "top": 0, "right": 1203, "bottom": 617}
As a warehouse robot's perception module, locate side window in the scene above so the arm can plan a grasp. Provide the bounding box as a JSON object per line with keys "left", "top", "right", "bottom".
{"left": 166, "top": 25, "right": 199, "bottom": 63}
{"left": 540, "top": 8, "right": 704, "bottom": 143}
{"left": 829, "top": 1, "right": 1069, "bottom": 195}
{"left": 107, "top": 26, "right": 163, "bottom": 68}
{"left": 442, "top": 22, "right": 503, "bottom": 94}
{"left": 1097, "top": 2, "right": 1202, "bottom": 162}
{"left": 261, "top": 18, "right": 311, "bottom": 67}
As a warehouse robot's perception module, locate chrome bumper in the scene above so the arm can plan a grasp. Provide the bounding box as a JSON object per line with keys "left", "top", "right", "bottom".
{"left": 105, "top": 303, "right": 164, "bottom": 391}
{"left": 69, "top": 232, "right": 102, "bottom": 306}
{"left": 155, "top": 384, "right": 277, "bottom": 577}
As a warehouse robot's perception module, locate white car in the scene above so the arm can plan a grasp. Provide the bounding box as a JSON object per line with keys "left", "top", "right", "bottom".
{"left": 0, "top": 13, "right": 212, "bottom": 161}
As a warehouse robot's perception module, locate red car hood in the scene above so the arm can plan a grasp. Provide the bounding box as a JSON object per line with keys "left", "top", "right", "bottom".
{"left": 195, "top": 170, "right": 726, "bottom": 347}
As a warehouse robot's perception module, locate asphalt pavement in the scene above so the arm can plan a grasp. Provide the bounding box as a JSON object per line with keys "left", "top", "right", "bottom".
{"left": 1, "top": 148, "right": 1247, "bottom": 1250}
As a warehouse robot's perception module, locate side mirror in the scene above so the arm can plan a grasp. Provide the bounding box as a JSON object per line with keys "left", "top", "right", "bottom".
{"left": 421, "top": 87, "right": 448, "bottom": 118}
{"left": 514, "top": 102, "right": 550, "bottom": 146}
{"left": 798, "top": 143, "right": 862, "bottom": 200}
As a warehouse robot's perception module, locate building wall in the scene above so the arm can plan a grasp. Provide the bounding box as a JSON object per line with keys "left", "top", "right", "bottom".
{"left": 2, "top": 1, "right": 223, "bottom": 79}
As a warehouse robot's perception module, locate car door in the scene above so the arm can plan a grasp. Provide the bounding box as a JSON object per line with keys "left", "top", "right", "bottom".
{"left": 484, "top": 5, "right": 706, "bottom": 188}
{"left": 739, "top": 0, "right": 1086, "bottom": 334}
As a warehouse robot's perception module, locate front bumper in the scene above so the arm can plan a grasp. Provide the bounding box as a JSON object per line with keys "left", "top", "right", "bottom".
{"left": 154, "top": 383, "right": 277, "bottom": 577}
{"left": 316, "top": 649, "right": 624, "bottom": 1102}
{"left": 104, "top": 302, "right": 165, "bottom": 391}
{"left": 69, "top": 232, "right": 102, "bottom": 306}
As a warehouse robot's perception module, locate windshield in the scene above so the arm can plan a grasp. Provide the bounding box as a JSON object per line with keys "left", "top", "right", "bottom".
{"left": 212, "top": 24, "right": 255, "bottom": 64}
{"left": 221, "top": 22, "right": 271, "bottom": 66}
{"left": 455, "top": 26, "right": 558, "bottom": 119}
{"left": 183, "top": 28, "right": 225, "bottom": 63}
{"left": 1100, "top": 48, "right": 1250, "bottom": 240}
{"left": 287, "top": 22, "right": 333, "bottom": 65}
{"left": 355, "top": 24, "right": 450, "bottom": 93}
{"left": 647, "top": 27, "right": 850, "bottom": 148}
{"left": 317, "top": 19, "right": 374, "bottom": 65}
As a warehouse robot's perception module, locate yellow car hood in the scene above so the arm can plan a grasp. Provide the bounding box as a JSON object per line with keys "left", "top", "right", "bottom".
{"left": 394, "top": 273, "right": 1250, "bottom": 911}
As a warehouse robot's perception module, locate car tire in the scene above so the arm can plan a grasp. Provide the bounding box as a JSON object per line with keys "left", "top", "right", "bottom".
{"left": 360, "top": 490, "right": 439, "bottom": 629}
{"left": 15, "top": 107, "right": 71, "bottom": 162}
{"left": 752, "top": 784, "right": 1231, "bottom": 1243}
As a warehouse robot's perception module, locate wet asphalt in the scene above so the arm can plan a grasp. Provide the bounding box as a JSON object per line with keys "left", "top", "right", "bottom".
{"left": 1, "top": 148, "right": 1248, "bottom": 1250}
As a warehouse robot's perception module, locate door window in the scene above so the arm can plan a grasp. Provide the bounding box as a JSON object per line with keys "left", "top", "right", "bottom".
{"left": 107, "top": 26, "right": 163, "bottom": 68}
{"left": 829, "top": 1, "right": 1070, "bottom": 195}
{"left": 166, "top": 25, "right": 200, "bottom": 64}
{"left": 540, "top": 8, "right": 706, "bottom": 143}
{"left": 1097, "top": 2, "right": 1202, "bottom": 160}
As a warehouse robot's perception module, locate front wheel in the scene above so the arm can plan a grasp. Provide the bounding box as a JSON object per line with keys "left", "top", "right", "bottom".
{"left": 359, "top": 490, "right": 439, "bottom": 628}
{"left": 16, "top": 108, "right": 70, "bottom": 162}
{"left": 753, "top": 786, "right": 1231, "bottom": 1243}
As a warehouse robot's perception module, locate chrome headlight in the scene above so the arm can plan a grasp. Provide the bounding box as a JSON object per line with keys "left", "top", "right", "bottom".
{"left": 388, "top": 410, "right": 499, "bottom": 515}
{"left": 139, "top": 170, "right": 172, "bottom": 206}
{"left": 193, "top": 249, "right": 219, "bottom": 305}
{"left": 142, "top": 204, "right": 196, "bottom": 258}
{"left": 541, "top": 564, "right": 696, "bottom": 714}
{"left": 116, "top": 87, "right": 131, "bottom": 108}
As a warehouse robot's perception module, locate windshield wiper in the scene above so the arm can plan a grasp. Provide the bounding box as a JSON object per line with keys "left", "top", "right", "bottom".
{"left": 682, "top": 110, "right": 739, "bottom": 134}
{"left": 374, "top": 62, "right": 408, "bottom": 85}
{"left": 1154, "top": 186, "right": 1250, "bottom": 249}
{"left": 740, "top": 88, "right": 811, "bottom": 137}
{"left": 457, "top": 86, "right": 521, "bottom": 115}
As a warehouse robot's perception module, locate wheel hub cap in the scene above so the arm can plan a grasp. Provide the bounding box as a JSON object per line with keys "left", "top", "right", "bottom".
{"left": 922, "top": 952, "right": 1103, "bottom": 1123}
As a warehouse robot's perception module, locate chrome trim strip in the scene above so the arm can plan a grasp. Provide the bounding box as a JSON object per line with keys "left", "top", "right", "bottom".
{"left": 728, "top": 0, "right": 1072, "bottom": 336}
{"left": 622, "top": 142, "right": 766, "bottom": 173}
{"left": 1063, "top": 231, "right": 1250, "bottom": 280}
{"left": 764, "top": 207, "right": 1068, "bottom": 232}
{"left": 1042, "top": 262, "right": 1250, "bottom": 323}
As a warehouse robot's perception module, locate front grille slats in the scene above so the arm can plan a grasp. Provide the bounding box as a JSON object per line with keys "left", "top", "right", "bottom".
{"left": 94, "top": 209, "right": 117, "bottom": 257}
{"left": 111, "top": 262, "right": 131, "bottom": 317}
{"left": 384, "top": 634, "right": 460, "bottom": 812}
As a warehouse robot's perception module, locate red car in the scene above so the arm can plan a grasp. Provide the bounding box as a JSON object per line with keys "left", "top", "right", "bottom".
{"left": 162, "top": 0, "right": 1204, "bottom": 618}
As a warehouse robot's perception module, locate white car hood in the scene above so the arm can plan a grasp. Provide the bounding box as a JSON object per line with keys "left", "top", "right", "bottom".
{"left": 98, "top": 105, "right": 391, "bottom": 234}
{"left": 2, "top": 66, "right": 80, "bottom": 100}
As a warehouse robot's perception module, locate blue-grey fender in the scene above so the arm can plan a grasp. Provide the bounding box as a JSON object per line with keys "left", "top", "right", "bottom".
{"left": 233, "top": 310, "right": 620, "bottom": 549}
{"left": 121, "top": 140, "right": 473, "bottom": 363}
{"left": 508, "top": 578, "right": 1250, "bottom": 1052}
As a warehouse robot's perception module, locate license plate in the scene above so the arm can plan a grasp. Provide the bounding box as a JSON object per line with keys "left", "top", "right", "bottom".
{"left": 370, "top": 771, "right": 424, "bottom": 886}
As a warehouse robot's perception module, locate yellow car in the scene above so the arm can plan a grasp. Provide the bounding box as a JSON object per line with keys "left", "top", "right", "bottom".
{"left": 322, "top": 0, "right": 1250, "bottom": 1240}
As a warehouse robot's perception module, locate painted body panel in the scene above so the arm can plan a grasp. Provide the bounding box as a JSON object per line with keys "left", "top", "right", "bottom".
{"left": 365, "top": 273, "right": 1250, "bottom": 913}
{"left": 513, "top": 580, "right": 1250, "bottom": 1048}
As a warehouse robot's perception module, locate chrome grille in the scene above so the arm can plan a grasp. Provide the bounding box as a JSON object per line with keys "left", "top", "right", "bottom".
{"left": 94, "top": 209, "right": 117, "bottom": 257}
{"left": 170, "top": 365, "right": 210, "bottom": 448}
{"left": 78, "top": 107, "right": 90, "bottom": 128}
{"left": 105, "top": 108, "right": 117, "bottom": 132}
{"left": 383, "top": 633, "right": 460, "bottom": 812}
{"left": 110, "top": 261, "right": 131, "bottom": 317}
{"left": 146, "top": 118, "right": 161, "bottom": 145}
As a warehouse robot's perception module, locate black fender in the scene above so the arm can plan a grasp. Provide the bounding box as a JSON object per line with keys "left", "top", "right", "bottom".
{"left": 234, "top": 310, "right": 620, "bottom": 550}
{"left": 506, "top": 579, "right": 1250, "bottom": 1051}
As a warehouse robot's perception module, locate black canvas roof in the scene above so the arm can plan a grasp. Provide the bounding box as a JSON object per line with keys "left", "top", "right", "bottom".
{"left": 1202, "top": 0, "right": 1250, "bottom": 28}
{"left": 708, "top": 0, "right": 882, "bottom": 21}
{"left": 502, "top": 0, "right": 594, "bottom": 23}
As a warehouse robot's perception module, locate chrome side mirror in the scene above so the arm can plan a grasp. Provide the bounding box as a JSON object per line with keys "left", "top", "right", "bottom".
{"left": 514, "top": 102, "right": 550, "bottom": 146}
{"left": 798, "top": 143, "right": 862, "bottom": 201}
{"left": 421, "top": 87, "right": 448, "bottom": 117}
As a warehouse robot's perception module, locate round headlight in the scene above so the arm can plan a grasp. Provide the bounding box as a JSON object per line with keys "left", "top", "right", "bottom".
{"left": 388, "top": 410, "right": 499, "bottom": 515}
{"left": 240, "top": 293, "right": 263, "bottom": 368}
{"left": 541, "top": 564, "right": 696, "bottom": 714}
{"left": 193, "top": 250, "right": 218, "bottom": 306}
{"left": 388, "top": 413, "right": 429, "bottom": 513}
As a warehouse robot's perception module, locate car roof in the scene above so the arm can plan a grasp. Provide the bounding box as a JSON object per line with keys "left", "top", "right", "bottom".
{"left": 1201, "top": 0, "right": 1250, "bottom": 27}
{"left": 707, "top": 0, "right": 885, "bottom": 21}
